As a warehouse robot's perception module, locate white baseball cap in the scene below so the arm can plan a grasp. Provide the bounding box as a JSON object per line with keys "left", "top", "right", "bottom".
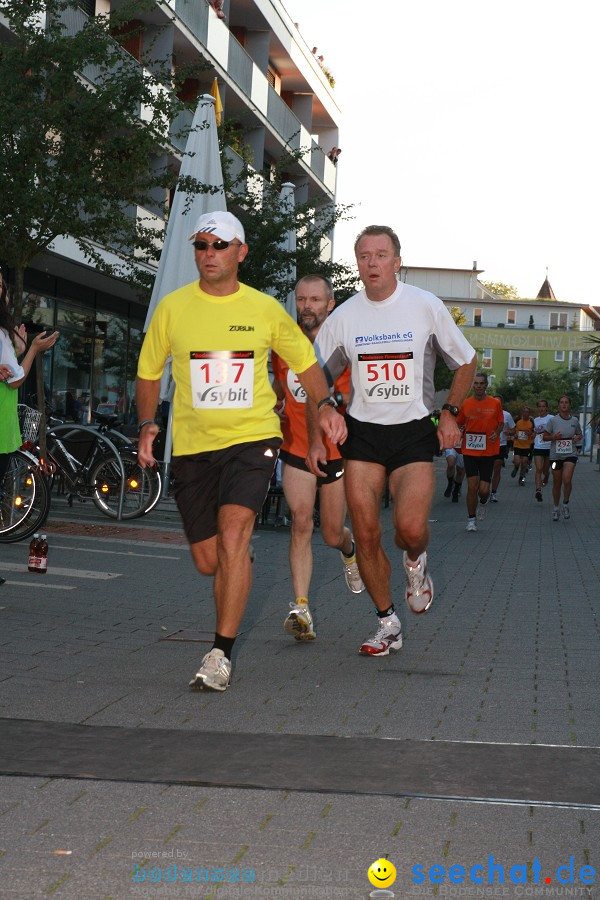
{"left": 188, "top": 211, "right": 245, "bottom": 243}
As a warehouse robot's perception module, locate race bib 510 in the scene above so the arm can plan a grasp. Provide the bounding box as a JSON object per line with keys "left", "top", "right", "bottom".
{"left": 358, "top": 352, "right": 414, "bottom": 402}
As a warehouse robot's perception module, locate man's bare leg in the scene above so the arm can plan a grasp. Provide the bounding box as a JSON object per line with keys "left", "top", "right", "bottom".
{"left": 281, "top": 464, "right": 317, "bottom": 600}
{"left": 344, "top": 460, "right": 390, "bottom": 612}
{"left": 388, "top": 462, "right": 435, "bottom": 559}
{"left": 190, "top": 503, "right": 256, "bottom": 637}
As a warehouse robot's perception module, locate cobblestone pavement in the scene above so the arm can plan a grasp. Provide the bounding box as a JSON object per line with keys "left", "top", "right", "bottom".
{"left": 0, "top": 457, "right": 599, "bottom": 898}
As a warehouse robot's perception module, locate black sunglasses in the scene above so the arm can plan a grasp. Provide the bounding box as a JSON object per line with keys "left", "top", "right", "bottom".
{"left": 192, "top": 239, "right": 240, "bottom": 251}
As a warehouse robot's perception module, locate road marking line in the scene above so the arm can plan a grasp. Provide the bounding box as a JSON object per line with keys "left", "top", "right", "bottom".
{"left": 0, "top": 580, "right": 75, "bottom": 590}
{"left": 1, "top": 563, "right": 120, "bottom": 580}
{"left": 50, "top": 544, "right": 180, "bottom": 559}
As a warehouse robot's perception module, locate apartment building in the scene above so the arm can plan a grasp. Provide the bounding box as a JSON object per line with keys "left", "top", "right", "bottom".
{"left": 400, "top": 264, "right": 600, "bottom": 384}
{"left": 2, "top": 0, "right": 340, "bottom": 422}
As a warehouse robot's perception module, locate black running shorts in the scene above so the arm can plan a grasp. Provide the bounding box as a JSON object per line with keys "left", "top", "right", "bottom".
{"left": 171, "top": 438, "right": 281, "bottom": 544}
{"left": 340, "top": 414, "right": 438, "bottom": 475}
{"left": 279, "top": 450, "right": 344, "bottom": 486}
{"left": 551, "top": 457, "right": 578, "bottom": 470}
{"left": 463, "top": 454, "right": 495, "bottom": 483}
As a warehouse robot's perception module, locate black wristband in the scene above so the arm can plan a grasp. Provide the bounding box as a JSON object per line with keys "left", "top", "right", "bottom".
{"left": 137, "top": 419, "right": 156, "bottom": 434}
{"left": 333, "top": 391, "right": 344, "bottom": 407}
{"left": 317, "top": 396, "right": 337, "bottom": 412}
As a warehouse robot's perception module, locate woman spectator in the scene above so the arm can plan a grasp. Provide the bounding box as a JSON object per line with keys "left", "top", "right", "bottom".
{"left": 0, "top": 270, "right": 59, "bottom": 486}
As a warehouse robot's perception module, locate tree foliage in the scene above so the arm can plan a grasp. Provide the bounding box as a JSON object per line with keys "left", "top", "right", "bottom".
{"left": 582, "top": 333, "right": 600, "bottom": 389}
{"left": 481, "top": 280, "right": 519, "bottom": 300}
{"left": 492, "top": 368, "right": 583, "bottom": 420}
{"left": 0, "top": 0, "right": 207, "bottom": 319}
{"left": 220, "top": 128, "right": 358, "bottom": 304}
{"left": 0, "top": 1, "right": 358, "bottom": 320}
{"left": 434, "top": 306, "right": 468, "bottom": 391}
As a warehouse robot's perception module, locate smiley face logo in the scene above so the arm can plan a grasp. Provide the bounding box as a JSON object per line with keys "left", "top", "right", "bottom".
{"left": 367, "top": 858, "right": 397, "bottom": 888}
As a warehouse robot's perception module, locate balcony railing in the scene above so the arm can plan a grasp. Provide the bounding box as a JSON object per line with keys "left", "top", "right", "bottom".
{"left": 174, "top": 0, "right": 209, "bottom": 44}
{"left": 267, "top": 85, "right": 301, "bottom": 150}
{"left": 227, "top": 33, "right": 253, "bottom": 95}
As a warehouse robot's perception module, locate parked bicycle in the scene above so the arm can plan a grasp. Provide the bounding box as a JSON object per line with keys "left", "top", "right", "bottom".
{"left": 1, "top": 406, "right": 162, "bottom": 542}
{"left": 0, "top": 408, "right": 50, "bottom": 543}
{"left": 40, "top": 410, "right": 162, "bottom": 520}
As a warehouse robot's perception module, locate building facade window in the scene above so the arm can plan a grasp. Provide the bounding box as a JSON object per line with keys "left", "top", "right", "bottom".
{"left": 509, "top": 352, "right": 538, "bottom": 371}
{"left": 570, "top": 351, "right": 588, "bottom": 371}
{"left": 550, "top": 312, "right": 568, "bottom": 330}
{"left": 481, "top": 348, "right": 493, "bottom": 369}
{"left": 474, "top": 308, "right": 482, "bottom": 326}
{"left": 18, "top": 289, "right": 141, "bottom": 425}
{"left": 555, "top": 350, "right": 565, "bottom": 362}
{"left": 507, "top": 309, "right": 516, "bottom": 325}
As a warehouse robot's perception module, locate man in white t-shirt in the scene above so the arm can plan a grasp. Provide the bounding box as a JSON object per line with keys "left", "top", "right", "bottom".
{"left": 490, "top": 396, "right": 515, "bottom": 502}
{"left": 532, "top": 398, "right": 553, "bottom": 502}
{"left": 309, "top": 225, "right": 476, "bottom": 657}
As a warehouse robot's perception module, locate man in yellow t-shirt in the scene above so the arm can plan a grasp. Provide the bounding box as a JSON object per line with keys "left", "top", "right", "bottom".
{"left": 136, "top": 211, "right": 347, "bottom": 693}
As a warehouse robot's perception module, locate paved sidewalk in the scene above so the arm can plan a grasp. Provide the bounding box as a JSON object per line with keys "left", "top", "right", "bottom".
{"left": 0, "top": 457, "right": 599, "bottom": 898}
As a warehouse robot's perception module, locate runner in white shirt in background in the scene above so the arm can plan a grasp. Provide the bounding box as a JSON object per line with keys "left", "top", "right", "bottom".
{"left": 543, "top": 395, "right": 583, "bottom": 521}
{"left": 309, "top": 225, "right": 476, "bottom": 657}
{"left": 490, "top": 395, "right": 515, "bottom": 503}
{"left": 532, "top": 398, "right": 553, "bottom": 502}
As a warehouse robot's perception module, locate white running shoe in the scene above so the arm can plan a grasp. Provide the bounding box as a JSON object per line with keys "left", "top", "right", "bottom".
{"left": 490, "top": 492, "right": 498, "bottom": 503}
{"left": 359, "top": 613, "right": 402, "bottom": 656}
{"left": 552, "top": 509, "right": 560, "bottom": 522}
{"left": 189, "top": 648, "right": 232, "bottom": 692}
{"left": 284, "top": 603, "right": 316, "bottom": 640}
{"left": 341, "top": 544, "right": 365, "bottom": 594}
{"left": 477, "top": 501, "right": 487, "bottom": 521}
{"left": 562, "top": 504, "right": 570, "bottom": 520}
{"left": 403, "top": 552, "right": 434, "bottom": 614}
{"left": 466, "top": 519, "right": 477, "bottom": 532}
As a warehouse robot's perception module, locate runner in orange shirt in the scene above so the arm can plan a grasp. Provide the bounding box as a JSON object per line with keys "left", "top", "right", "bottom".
{"left": 511, "top": 406, "right": 535, "bottom": 486}
{"left": 457, "top": 372, "right": 504, "bottom": 532}
{"left": 272, "top": 275, "right": 364, "bottom": 642}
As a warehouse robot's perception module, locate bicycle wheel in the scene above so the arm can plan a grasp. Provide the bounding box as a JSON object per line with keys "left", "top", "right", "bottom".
{"left": 90, "top": 450, "right": 162, "bottom": 520}
{"left": 0, "top": 450, "right": 51, "bottom": 543}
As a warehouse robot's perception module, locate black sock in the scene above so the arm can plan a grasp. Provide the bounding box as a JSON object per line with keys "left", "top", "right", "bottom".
{"left": 342, "top": 541, "right": 356, "bottom": 559}
{"left": 212, "top": 633, "right": 235, "bottom": 659}
{"left": 479, "top": 497, "right": 488, "bottom": 506}
{"left": 377, "top": 605, "right": 395, "bottom": 618}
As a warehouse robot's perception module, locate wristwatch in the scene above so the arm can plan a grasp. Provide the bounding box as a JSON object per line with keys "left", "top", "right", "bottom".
{"left": 441, "top": 403, "right": 459, "bottom": 416}
{"left": 317, "top": 396, "right": 338, "bottom": 412}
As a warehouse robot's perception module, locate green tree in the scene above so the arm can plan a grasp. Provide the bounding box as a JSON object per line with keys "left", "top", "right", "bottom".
{"left": 582, "top": 333, "right": 600, "bottom": 427}
{"left": 492, "top": 368, "right": 583, "bottom": 420}
{"left": 481, "top": 281, "right": 519, "bottom": 300}
{"left": 0, "top": 0, "right": 208, "bottom": 320}
{"left": 434, "top": 306, "right": 467, "bottom": 391}
{"left": 221, "top": 132, "right": 358, "bottom": 303}
{"left": 583, "top": 334, "right": 600, "bottom": 388}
